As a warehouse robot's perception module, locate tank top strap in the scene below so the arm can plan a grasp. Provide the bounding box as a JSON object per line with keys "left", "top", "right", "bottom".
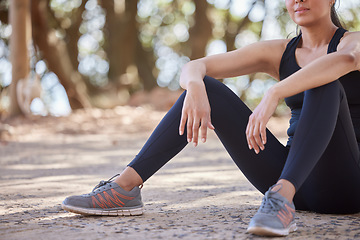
{"left": 327, "top": 28, "right": 347, "bottom": 53}
{"left": 279, "top": 34, "right": 302, "bottom": 80}
{"left": 285, "top": 33, "right": 303, "bottom": 52}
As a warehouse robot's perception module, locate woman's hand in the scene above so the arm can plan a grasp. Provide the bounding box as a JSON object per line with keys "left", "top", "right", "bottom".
{"left": 246, "top": 87, "right": 280, "bottom": 154}
{"left": 179, "top": 81, "right": 215, "bottom": 147}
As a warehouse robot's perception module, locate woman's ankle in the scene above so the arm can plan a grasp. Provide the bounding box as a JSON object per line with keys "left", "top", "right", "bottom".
{"left": 114, "top": 179, "right": 136, "bottom": 191}
{"left": 114, "top": 167, "right": 143, "bottom": 191}
{"left": 274, "top": 179, "right": 295, "bottom": 203}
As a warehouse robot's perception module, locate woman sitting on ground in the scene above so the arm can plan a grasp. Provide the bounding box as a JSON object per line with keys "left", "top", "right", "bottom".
{"left": 62, "top": 0, "right": 360, "bottom": 237}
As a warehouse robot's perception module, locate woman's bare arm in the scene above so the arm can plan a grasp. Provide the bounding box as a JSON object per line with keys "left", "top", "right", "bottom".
{"left": 271, "top": 31, "right": 360, "bottom": 100}
{"left": 246, "top": 31, "right": 360, "bottom": 154}
{"left": 180, "top": 39, "right": 288, "bottom": 89}
{"left": 178, "top": 39, "right": 288, "bottom": 146}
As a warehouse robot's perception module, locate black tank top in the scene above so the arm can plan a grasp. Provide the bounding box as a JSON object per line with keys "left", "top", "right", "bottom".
{"left": 279, "top": 28, "right": 360, "bottom": 146}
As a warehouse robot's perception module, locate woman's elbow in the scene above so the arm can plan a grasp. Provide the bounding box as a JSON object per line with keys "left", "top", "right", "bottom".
{"left": 346, "top": 55, "right": 360, "bottom": 72}
{"left": 347, "top": 44, "right": 360, "bottom": 71}
{"left": 351, "top": 52, "right": 360, "bottom": 71}
{"left": 338, "top": 51, "right": 360, "bottom": 73}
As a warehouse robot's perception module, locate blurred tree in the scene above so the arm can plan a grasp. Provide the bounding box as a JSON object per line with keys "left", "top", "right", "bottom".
{"left": 101, "top": 0, "right": 156, "bottom": 92}
{"left": 188, "top": 0, "right": 212, "bottom": 59}
{"left": 0, "top": 0, "right": 359, "bottom": 116}
{"left": 0, "top": 0, "right": 7, "bottom": 24}
{"left": 224, "top": 0, "right": 259, "bottom": 51}
{"left": 101, "top": 0, "right": 137, "bottom": 88}
{"left": 31, "top": 0, "right": 91, "bottom": 109}
{"left": 63, "top": 0, "right": 85, "bottom": 75}
{"left": 8, "top": 0, "right": 30, "bottom": 117}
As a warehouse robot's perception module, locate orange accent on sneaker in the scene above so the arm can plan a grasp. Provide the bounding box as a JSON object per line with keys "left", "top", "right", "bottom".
{"left": 91, "top": 189, "right": 135, "bottom": 209}
{"left": 277, "top": 204, "right": 295, "bottom": 228}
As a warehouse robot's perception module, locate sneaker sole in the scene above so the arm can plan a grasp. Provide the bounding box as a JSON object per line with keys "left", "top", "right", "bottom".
{"left": 61, "top": 203, "right": 144, "bottom": 216}
{"left": 247, "top": 223, "right": 297, "bottom": 237}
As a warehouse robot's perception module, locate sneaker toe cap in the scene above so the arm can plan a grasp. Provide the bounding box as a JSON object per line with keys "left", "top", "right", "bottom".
{"left": 63, "top": 195, "right": 92, "bottom": 208}
{"left": 249, "top": 213, "right": 284, "bottom": 229}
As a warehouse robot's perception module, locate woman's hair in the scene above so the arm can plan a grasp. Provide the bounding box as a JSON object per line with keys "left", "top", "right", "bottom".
{"left": 330, "top": 3, "right": 344, "bottom": 28}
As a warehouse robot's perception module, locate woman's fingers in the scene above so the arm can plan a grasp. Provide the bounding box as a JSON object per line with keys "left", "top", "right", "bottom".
{"left": 203, "top": 121, "right": 215, "bottom": 143}
{"left": 199, "top": 117, "right": 214, "bottom": 144}
{"left": 207, "top": 121, "right": 215, "bottom": 130}
{"left": 245, "top": 121, "right": 252, "bottom": 149}
{"left": 179, "top": 111, "right": 187, "bottom": 136}
{"left": 246, "top": 90, "right": 278, "bottom": 154}
{"left": 247, "top": 122, "right": 259, "bottom": 153}
{"left": 192, "top": 118, "right": 200, "bottom": 146}
{"left": 180, "top": 111, "right": 214, "bottom": 146}
{"left": 181, "top": 110, "right": 203, "bottom": 145}
{"left": 179, "top": 87, "right": 214, "bottom": 146}
{"left": 246, "top": 114, "right": 266, "bottom": 154}
{"left": 191, "top": 116, "right": 213, "bottom": 146}
{"left": 187, "top": 116, "right": 194, "bottom": 143}
{"left": 250, "top": 124, "right": 261, "bottom": 154}
{"left": 260, "top": 122, "right": 267, "bottom": 145}
{"left": 253, "top": 123, "right": 264, "bottom": 151}
{"left": 199, "top": 118, "right": 208, "bottom": 144}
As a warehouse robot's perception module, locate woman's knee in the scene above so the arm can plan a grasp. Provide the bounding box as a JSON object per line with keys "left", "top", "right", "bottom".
{"left": 203, "top": 75, "right": 241, "bottom": 103}
{"left": 203, "top": 75, "right": 223, "bottom": 91}
{"left": 304, "top": 80, "right": 345, "bottom": 101}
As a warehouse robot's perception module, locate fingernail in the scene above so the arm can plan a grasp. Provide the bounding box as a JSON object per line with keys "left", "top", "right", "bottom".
{"left": 260, "top": 146, "right": 264, "bottom": 151}
{"left": 188, "top": 138, "right": 191, "bottom": 143}
{"left": 202, "top": 138, "right": 206, "bottom": 143}
{"left": 179, "top": 130, "right": 183, "bottom": 135}
{"left": 255, "top": 149, "right": 259, "bottom": 154}
{"left": 193, "top": 142, "right": 197, "bottom": 147}
{"left": 248, "top": 145, "right": 252, "bottom": 150}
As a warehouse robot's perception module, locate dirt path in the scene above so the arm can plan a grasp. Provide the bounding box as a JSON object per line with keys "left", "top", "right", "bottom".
{"left": 1, "top": 107, "right": 359, "bottom": 240}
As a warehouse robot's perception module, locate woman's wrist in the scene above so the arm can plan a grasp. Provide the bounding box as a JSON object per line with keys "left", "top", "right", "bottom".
{"left": 267, "top": 84, "right": 282, "bottom": 102}
{"left": 187, "top": 79, "right": 205, "bottom": 91}
{"left": 180, "top": 61, "right": 206, "bottom": 89}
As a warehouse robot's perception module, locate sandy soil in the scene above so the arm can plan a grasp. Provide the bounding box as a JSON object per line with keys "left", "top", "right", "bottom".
{"left": 1, "top": 106, "right": 359, "bottom": 240}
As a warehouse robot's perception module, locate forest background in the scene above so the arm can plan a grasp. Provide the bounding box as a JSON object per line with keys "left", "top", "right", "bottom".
{"left": 0, "top": 0, "right": 359, "bottom": 119}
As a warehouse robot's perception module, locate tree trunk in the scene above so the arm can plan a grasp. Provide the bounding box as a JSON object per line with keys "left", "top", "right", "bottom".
{"left": 8, "top": 0, "right": 31, "bottom": 118}
{"left": 188, "top": 0, "right": 213, "bottom": 60}
{"left": 224, "top": 0, "right": 266, "bottom": 51}
{"left": 225, "top": 0, "right": 256, "bottom": 51}
{"left": 63, "top": 0, "right": 86, "bottom": 72}
{"left": 0, "top": 3, "right": 8, "bottom": 24}
{"left": 101, "top": 0, "right": 138, "bottom": 89}
{"left": 135, "top": 36, "right": 157, "bottom": 91}
{"left": 31, "top": 0, "right": 91, "bottom": 109}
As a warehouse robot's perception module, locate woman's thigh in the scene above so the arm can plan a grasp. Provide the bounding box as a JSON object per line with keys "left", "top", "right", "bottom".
{"left": 294, "top": 97, "right": 360, "bottom": 214}
{"left": 203, "top": 76, "right": 289, "bottom": 194}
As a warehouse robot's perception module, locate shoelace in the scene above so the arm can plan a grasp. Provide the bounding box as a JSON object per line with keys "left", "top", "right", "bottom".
{"left": 92, "top": 174, "right": 120, "bottom": 192}
{"left": 258, "top": 191, "right": 284, "bottom": 214}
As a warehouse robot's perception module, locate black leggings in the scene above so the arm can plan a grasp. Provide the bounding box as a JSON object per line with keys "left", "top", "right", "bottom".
{"left": 128, "top": 76, "right": 360, "bottom": 214}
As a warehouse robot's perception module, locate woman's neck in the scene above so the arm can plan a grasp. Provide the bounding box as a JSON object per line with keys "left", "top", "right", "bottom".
{"left": 299, "top": 22, "right": 338, "bottom": 49}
